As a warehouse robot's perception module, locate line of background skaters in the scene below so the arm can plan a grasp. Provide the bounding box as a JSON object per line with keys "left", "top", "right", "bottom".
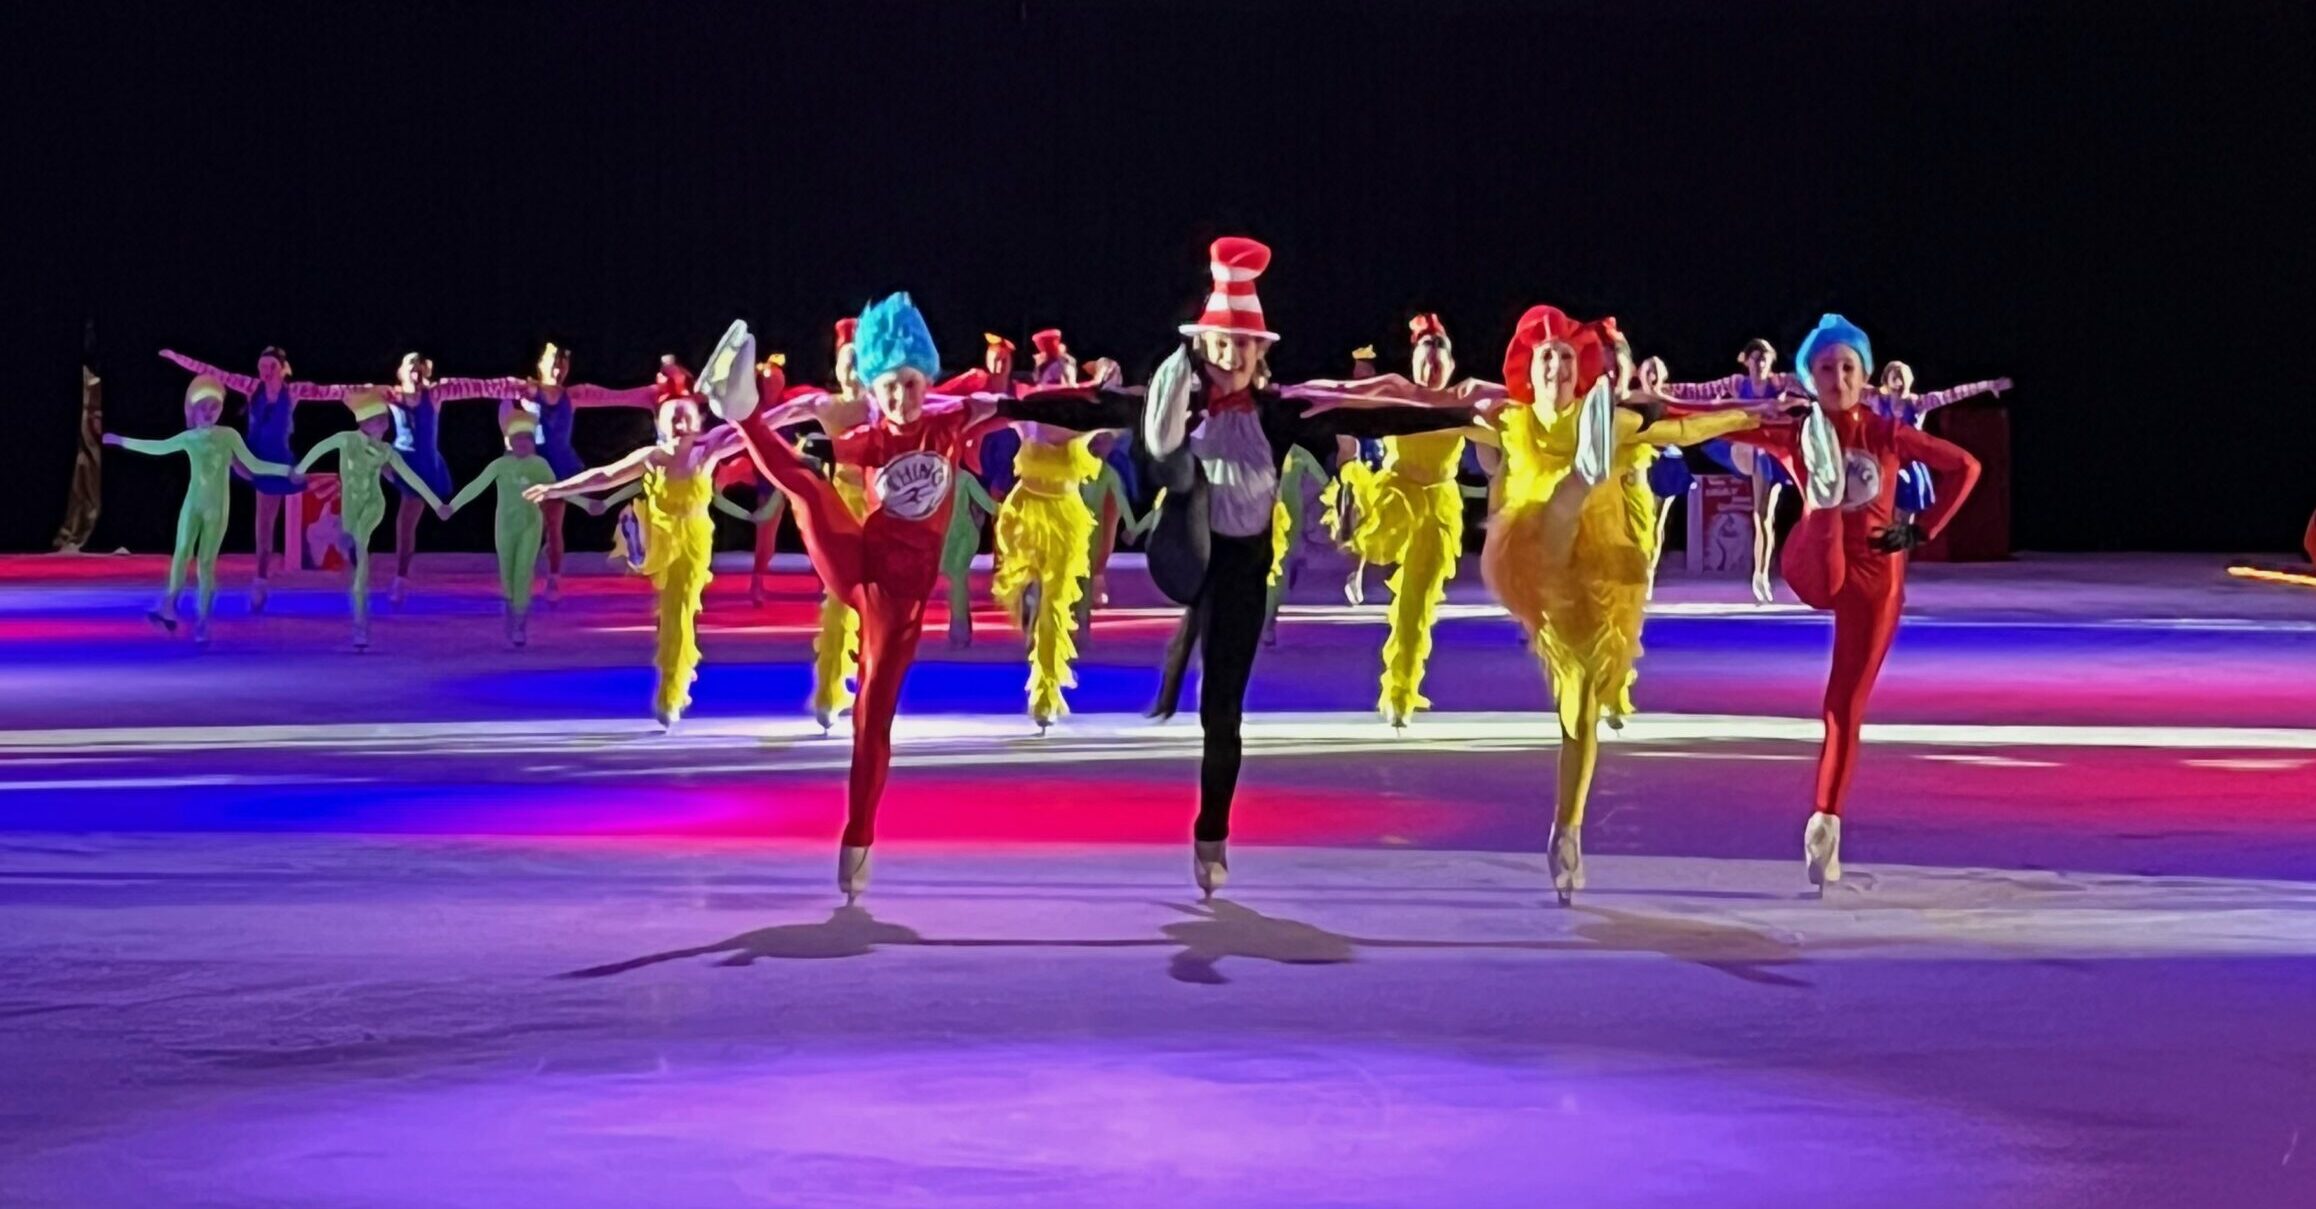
{"left": 122, "top": 236, "right": 2004, "bottom": 905}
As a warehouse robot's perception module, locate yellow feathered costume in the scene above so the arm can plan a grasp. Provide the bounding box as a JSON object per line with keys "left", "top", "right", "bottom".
{"left": 1482, "top": 392, "right": 1756, "bottom": 831}
{"left": 1334, "top": 430, "right": 1469, "bottom": 721}
{"left": 991, "top": 435, "right": 1101, "bottom": 723}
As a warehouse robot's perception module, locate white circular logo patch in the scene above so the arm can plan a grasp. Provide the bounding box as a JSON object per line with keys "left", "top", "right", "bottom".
{"left": 874, "top": 450, "right": 952, "bottom": 522}
{"left": 1841, "top": 450, "right": 1882, "bottom": 510}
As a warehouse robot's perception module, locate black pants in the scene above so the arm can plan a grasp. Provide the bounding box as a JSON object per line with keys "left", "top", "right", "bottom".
{"left": 1175, "top": 532, "right": 1271, "bottom": 843}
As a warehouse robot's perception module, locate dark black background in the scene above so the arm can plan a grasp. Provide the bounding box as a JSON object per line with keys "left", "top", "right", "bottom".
{"left": 4, "top": 0, "right": 2307, "bottom": 555}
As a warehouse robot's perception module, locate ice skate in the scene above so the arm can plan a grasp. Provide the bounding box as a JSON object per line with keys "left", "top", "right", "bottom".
{"left": 544, "top": 574, "right": 562, "bottom": 605}
{"left": 1193, "top": 839, "right": 1229, "bottom": 900}
{"left": 1547, "top": 823, "right": 1585, "bottom": 906}
{"left": 247, "top": 577, "right": 269, "bottom": 614}
{"left": 389, "top": 575, "right": 409, "bottom": 608}
{"left": 191, "top": 618, "right": 211, "bottom": 646}
{"left": 838, "top": 845, "right": 872, "bottom": 904}
{"left": 1804, "top": 812, "right": 1843, "bottom": 893}
{"left": 351, "top": 619, "right": 370, "bottom": 652}
{"left": 512, "top": 611, "right": 529, "bottom": 649}
{"left": 146, "top": 607, "right": 178, "bottom": 635}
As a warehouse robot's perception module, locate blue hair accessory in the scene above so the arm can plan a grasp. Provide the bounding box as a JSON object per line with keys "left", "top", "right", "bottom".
{"left": 853, "top": 293, "right": 941, "bottom": 386}
{"left": 1792, "top": 313, "right": 1874, "bottom": 396}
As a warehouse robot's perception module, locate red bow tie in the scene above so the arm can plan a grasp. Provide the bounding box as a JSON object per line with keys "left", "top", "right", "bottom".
{"left": 1207, "top": 390, "right": 1257, "bottom": 415}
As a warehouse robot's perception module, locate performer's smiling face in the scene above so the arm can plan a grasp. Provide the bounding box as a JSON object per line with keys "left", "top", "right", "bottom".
{"left": 508, "top": 430, "right": 537, "bottom": 458}
{"left": 257, "top": 354, "right": 287, "bottom": 386}
{"left": 1741, "top": 346, "right": 1775, "bottom": 378}
{"left": 1412, "top": 336, "right": 1456, "bottom": 389}
{"left": 539, "top": 346, "right": 571, "bottom": 385}
{"left": 1880, "top": 362, "right": 1914, "bottom": 394}
{"left": 870, "top": 367, "right": 930, "bottom": 427}
{"left": 1529, "top": 341, "right": 1579, "bottom": 407}
{"left": 185, "top": 397, "right": 223, "bottom": 429}
{"left": 1197, "top": 332, "right": 1266, "bottom": 393}
{"left": 1810, "top": 345, "right": 1869, "bottom": 411}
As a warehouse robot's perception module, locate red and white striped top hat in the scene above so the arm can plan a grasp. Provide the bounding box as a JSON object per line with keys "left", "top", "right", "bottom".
{"left": 1179, "top": 236, "right": 1278, "bottom": 342}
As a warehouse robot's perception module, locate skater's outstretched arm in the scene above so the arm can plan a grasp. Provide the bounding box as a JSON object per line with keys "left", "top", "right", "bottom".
{"left": 447, "top": 457, "right": 511, "bottom": 516}
{"left": 708, "top": 489, "right": 755, "bottom": 523}
{"left": 107, "top": 430, "right": 196, "bottom": 457}
{"left": 293, "top": 432, "right": 353, "bottom": 474}
{"left": 526, "top": 447, "right": 657, "bottom": 502}
{"left": 1635, "top": 407, "right": 1765, "bottom": 449}
{"left": 1911, "top": 378, "right": 2013, "bottom": 414}
{"left": 217, "top": 428, "right": 294, "bottom": 479}
{"left": 956, "top": 467, "right": 998, "bottom": 524}
{"left": 990, "top": 388, "right": 1142, "bottom": 433}
{"left": 384, "top": 448, "right": 452, "bottom": 514}
{"left": 1663, "top": 372, "right": 1804, "bottom": 402}
{"left": 1086, "top": 465, "right": 1138, "bottom": 536}
{"left": 159, "top": 351, "right": 356, "bottom": 403}
{"left": 424, "top": 376, "right": 531, "bottom": 403}
{"left": 566, "top": 382, "right": 663, "bottom": 409}
{"left": 158, "top": 352, "right": 257, "bottom": 396}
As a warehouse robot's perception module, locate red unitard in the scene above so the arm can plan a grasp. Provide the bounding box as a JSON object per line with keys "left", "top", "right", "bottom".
{"left": 1727, "top": 407, "right": 1980, "bottom": 816}
{"left": 732, "top": 404, "right": 995, "bottom": 846}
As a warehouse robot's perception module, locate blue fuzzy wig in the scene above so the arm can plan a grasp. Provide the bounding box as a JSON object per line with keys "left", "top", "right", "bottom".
{"left": 853, "top": 293, "right": 940, "bottom": 386}
{"left": 1792, "top": 313, "right": 1874, "bottom": 396}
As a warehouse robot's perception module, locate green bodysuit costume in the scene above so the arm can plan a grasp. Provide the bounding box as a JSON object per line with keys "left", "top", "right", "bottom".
{"left": 1266, "top": 444, "right": 1332, "bottom": 630}
{"left": 116, "top": 426, "right": 292, "bottom": 628}
{"left": 1074, "top": 458, "right": 1148, "bottom": 631}
{"left": 296, "top": 431, "right": 445, "bottom": 632}
{"left": 448, "top": 453, "right": 558, "bottom": 612}
{"left": 941, "top": 468, "right": 1000, "bottom": 643}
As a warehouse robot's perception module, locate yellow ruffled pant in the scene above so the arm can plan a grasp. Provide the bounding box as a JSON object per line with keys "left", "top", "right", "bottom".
{"left": 1343, "top": 469, "right": 1464, "bottom": 720}
{"left": 991, "top": 441, "right": 1098, "bottom": 721}
{"left": 1482, "top": 476, "right": 1650, "bottom": 829}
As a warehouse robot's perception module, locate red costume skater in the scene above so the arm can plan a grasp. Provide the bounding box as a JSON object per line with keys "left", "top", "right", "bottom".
{"left": 706, "top": 300, "right": 1091, "bottom": 900}
{"left": 1722, "top": 315, "right": 1981, "bottom": 889}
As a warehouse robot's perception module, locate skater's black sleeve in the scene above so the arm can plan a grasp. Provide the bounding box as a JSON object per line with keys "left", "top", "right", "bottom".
{"left": 998, "top": 388, "right": 1142, "bottom": 432}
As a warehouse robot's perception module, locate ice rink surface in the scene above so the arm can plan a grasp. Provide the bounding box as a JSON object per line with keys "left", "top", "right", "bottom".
{"left": 3, "top": 551, "right": 2312, "bottom": 1207}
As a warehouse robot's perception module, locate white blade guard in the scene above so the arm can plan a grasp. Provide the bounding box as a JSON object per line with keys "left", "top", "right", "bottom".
{"left": 702, "top": 320, "right": 758, "bottom": 423}
{"left": 1801, "top": 401, "right": 1843, "bottom": 510}
{"left": 1573, "top": 376, "right": 1616, "bottom": 487}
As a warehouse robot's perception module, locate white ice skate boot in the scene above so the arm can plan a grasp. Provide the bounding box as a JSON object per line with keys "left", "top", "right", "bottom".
{"left": 838, "top": 845, "right": 872, "bottom": 904}
{"left": 1193, "top": 840, "right": 1229, "bottom": 900}
{"left": 1548, "top": 823, "right": 1586, "bottom": 906}
{"left": 1804, "top": 812, "right": 1843, "bottom": 893}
